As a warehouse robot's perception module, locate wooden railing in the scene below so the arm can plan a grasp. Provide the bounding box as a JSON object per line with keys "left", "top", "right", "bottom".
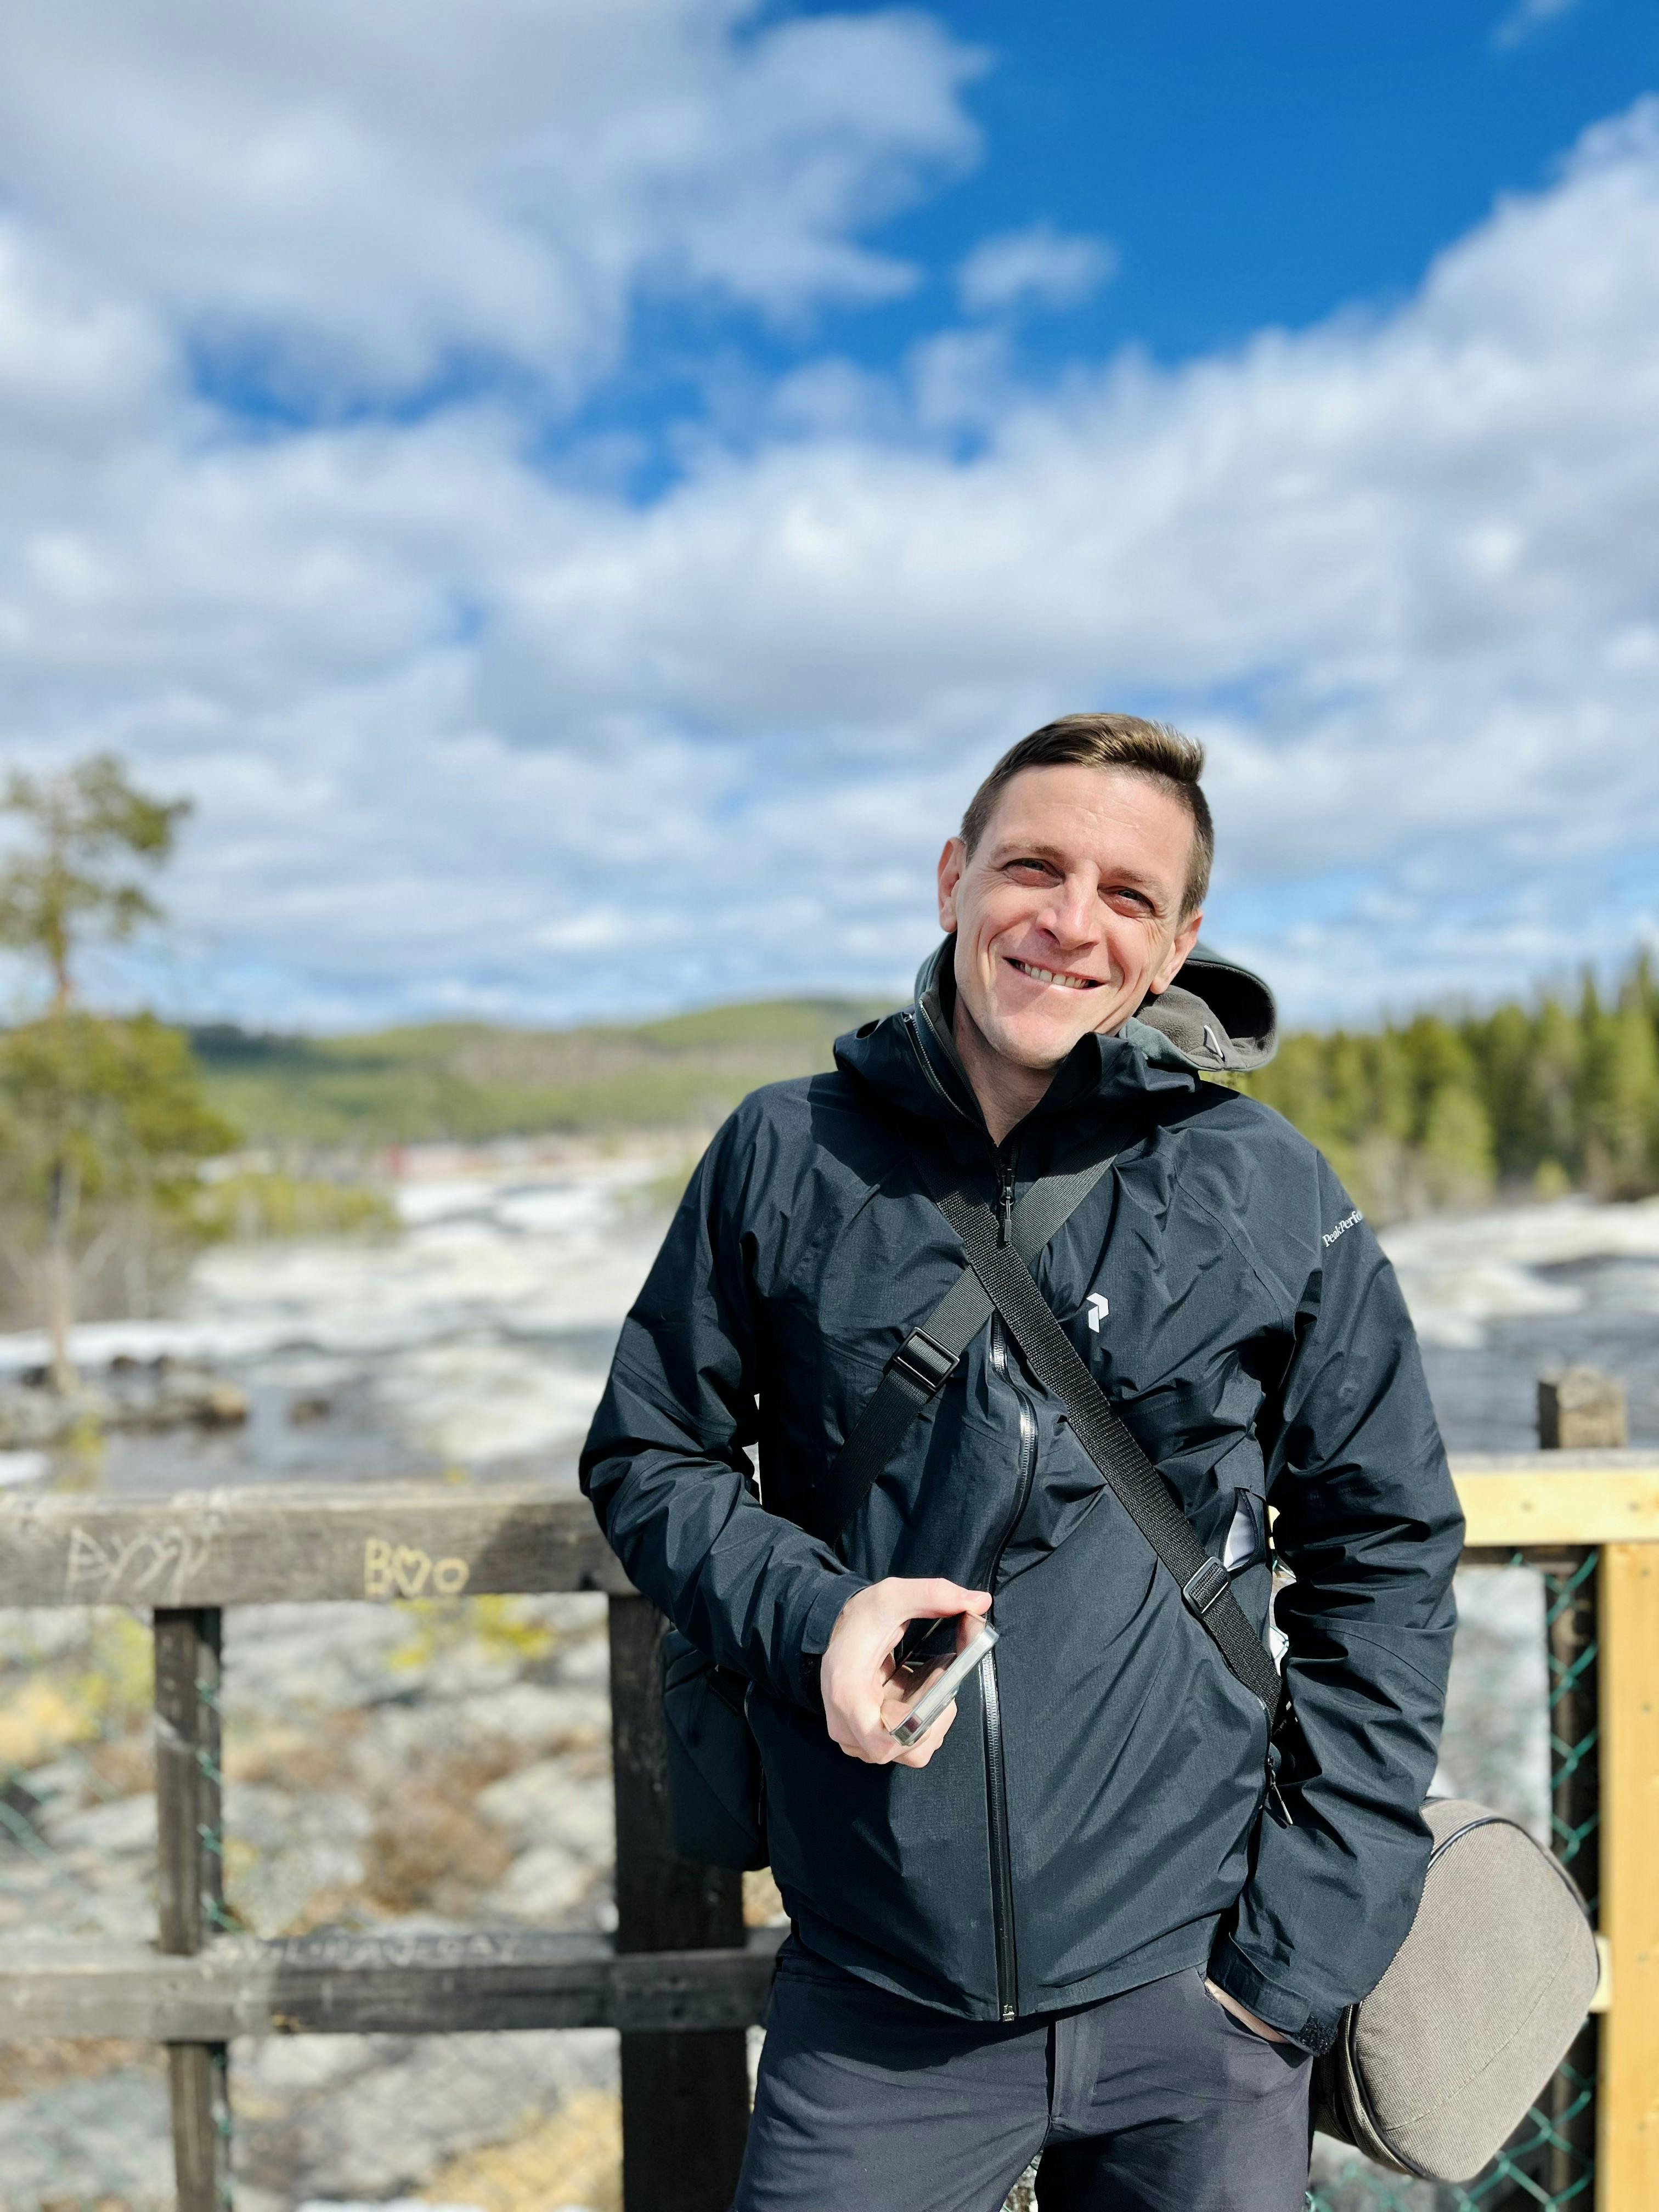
{"left": 1, "top": 1452, "right": 1656, "bottom": 2212}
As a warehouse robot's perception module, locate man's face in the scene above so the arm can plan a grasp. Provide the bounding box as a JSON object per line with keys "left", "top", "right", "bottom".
{"left": 937, "top": 763, "right": 1204, "bottom": 1076}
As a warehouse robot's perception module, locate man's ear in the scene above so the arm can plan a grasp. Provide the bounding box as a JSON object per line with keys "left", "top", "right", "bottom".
{"left": 1147, "top": 909, "right": 1203, "bottom": 996}
{"left": 936, "top": 837, "right": 966, "bottom": 933}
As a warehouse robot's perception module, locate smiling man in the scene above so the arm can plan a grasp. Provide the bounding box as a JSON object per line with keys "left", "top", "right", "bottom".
{"left": 582, "top": 714, "right": 1463, "bottom": 2212}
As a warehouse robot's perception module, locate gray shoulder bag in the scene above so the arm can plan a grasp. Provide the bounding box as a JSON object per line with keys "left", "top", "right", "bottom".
{"left": 920, "top": 1163, "right": 1600, "bottom": 2187}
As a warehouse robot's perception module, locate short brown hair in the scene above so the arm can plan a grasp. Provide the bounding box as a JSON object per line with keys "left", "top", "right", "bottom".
{"left": 960, "top": 713, "right": 1213, "bottom": 916}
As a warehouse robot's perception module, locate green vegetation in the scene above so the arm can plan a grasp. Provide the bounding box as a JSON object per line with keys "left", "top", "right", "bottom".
{"left": 0, "top": 756, "right": 232, "bottom": 1374}
{"left": 191, "top": 1170, "right": 398, "bottom": 1242}
{"left": 189, "top": 997, "right": 893, "bottom": 1148}
{"left": 1237, "top": 952, "right": 1659, "bottom": 1219}
{"left": 189, "top": 957, "right": 1659, "bottom": 1230}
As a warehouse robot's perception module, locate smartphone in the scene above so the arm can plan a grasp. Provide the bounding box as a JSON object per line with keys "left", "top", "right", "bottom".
{"left": 888, "top": 1622, "right": 999, "bottom": 1750}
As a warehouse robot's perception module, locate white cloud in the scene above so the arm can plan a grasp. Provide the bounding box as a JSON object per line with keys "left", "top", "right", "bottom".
{"left": 1494, "top": 0, "right": 1583, "bottom": 52}
{"left": 0, "top": 18, "right": 1656, "bottom": 1031}
{"left": 958, "top": 223, "right": 1118, "bottom": 316}
{"left": 0, "top": 0, "right": 983, "bottom": 407}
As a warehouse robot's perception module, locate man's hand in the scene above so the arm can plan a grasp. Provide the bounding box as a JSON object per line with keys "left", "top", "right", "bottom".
{"left": 1204, "top": 1977, "right": 1288, "bottom": 2044}
{"left": 821, "top": 1578, "right": 992, "bottom": 1769}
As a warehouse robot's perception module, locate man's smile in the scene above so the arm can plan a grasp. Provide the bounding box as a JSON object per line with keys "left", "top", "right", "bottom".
{"left": 1007, "top": 956, "right": 1103, "bottom": 991}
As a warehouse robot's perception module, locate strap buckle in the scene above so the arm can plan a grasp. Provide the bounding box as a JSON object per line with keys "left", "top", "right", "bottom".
{"left": 1182, "top": 1556, "right": 1231, "bottom": 1617}
{"left": 889, "top": 1329, "right": 957, "bottom": 1400}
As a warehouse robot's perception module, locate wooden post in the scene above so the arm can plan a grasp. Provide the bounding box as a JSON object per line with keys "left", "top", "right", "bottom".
{"left": 1598, "top": 1542, "right": 1659, "bottom": 2211}
{"left": 1540, "top": 1370, "right": 1629, "bottom": 1452}
{"left": 608, "top": 1595, "right": 751, "bottom": 2212}
{"left": 155, "top": 1608, "right": 231, "bottom": 2210}
{"left": 1537, "top": 1374, "right": 1621, "bottom": 2208}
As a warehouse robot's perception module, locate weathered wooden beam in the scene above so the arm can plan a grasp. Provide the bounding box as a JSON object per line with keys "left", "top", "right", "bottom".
{"left": 0, "top": 1928, "right": 784, "bottom": 2041}
{"left": 0, "top": 1485, "right": 631, "bottom": 1606}
{"left": 1, "top": 1465, "right": 1654, "bottom": 1614}
{"left": 610, "top": 1594, "right": 752, "bottom": 2212}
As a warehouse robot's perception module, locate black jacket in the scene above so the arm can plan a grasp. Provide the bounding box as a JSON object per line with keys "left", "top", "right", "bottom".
{"left": 580, "top": 945, "right": 1463, "bottom": 2051}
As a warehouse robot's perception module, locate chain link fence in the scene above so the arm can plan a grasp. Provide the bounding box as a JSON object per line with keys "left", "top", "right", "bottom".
{"left": 1305, "top": 1553, "right": 1598, "bottom": 2212}
{"left": 0, "top": 1555, "right": 1599, "bottom": 2212}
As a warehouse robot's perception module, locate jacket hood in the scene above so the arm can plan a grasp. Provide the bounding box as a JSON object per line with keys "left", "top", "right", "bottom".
{"left": 834, "top": 935, "right": 1277, "bottom": 1132}
{"left": 1126, "top": 945, "right": 1277, "bottom": 1074}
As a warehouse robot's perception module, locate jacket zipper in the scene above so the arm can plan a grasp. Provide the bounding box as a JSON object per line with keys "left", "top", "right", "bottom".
{"left": 895, "top": 1029, "right": 1032, "bottom": 2022}
{"left": 980, "top": 1138, "right": 1035, "bottom": 2019}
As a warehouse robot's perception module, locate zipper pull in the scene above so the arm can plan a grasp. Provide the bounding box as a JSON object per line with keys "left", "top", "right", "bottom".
{"left": 997, "top": 1142, "right": 1018, "bottom": 1246}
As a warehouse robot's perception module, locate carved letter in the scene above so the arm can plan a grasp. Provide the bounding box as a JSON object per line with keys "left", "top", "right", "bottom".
{"left": 364, "top": 1538, "right": 394, "bottom": 1599}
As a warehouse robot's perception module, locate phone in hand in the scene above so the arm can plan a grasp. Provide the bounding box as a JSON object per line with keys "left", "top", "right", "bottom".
{"left": 888, "top": 1622, "right": 999, "bottom": 1749}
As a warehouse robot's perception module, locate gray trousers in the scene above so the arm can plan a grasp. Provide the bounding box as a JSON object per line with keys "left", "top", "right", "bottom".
{"left": 733, "top": 1935, "right": 1313, "bottom": 2212}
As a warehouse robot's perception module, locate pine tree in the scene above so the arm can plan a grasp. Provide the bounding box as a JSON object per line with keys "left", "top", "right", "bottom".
{"left": 0, "top": 755, "right": 229, "bottom": 1388}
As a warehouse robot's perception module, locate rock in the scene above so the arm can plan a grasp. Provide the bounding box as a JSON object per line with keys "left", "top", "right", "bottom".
{"left": 0, "top": 1359, "right": 249, "bottom": 1446}
{"left": 109, "top": 1360, "right": 249, "bottom": 1430}
{"left": 248, "top": 2035, "right": 390, "bottom": 2097}
{"left": 221, "top": 1783, "right": 372, "bottom": 1935}
{"left": 237, "top": 2027, "right": 616, "bottom": 2200}
{"left": 477, "top": 1764, "right": 613, "bottom": 1924}
{"left": 476, "top": 1762, "right": 613, "bottom": 1857}
{"left": 451, "top": 1682, "right": 607, "bottom": 1746}
{"left": 546, "top": 1624, "right": 612, "bottom": 1686}
{"left": 0, "top": 1677, "right": 105, "bottom": 1770}
{"left": 0, "top": 1384, "right": 110, "bottom": 1449}
{"left": 484, "top": 1840, "right": 601, "bottom": 1921}
{"left": 224, "top": 1602, "right": 416, "bottom": 1716}
{"left": 0, "top": 2064, "right": 174, "bottom": 2208}
{"left": 296, "top": 2201, "right": 486, "bottom": 2211}
{"left": 46, "top": 1792, "right": 159, "bottom": 1858}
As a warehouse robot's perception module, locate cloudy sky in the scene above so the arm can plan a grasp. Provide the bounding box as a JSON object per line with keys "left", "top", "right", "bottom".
{"left": 1, "top": 0, "right": 1656, "bottom": 1031}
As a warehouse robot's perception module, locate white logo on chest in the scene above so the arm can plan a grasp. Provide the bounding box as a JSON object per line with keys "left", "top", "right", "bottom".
{"left": 1086, "top": 1293, "right": 1110, "bottom": 1334}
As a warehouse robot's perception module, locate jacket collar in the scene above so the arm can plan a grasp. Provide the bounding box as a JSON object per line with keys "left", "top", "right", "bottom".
{"left": 833, "top": 934, "right": 1278, "bottom": 1141}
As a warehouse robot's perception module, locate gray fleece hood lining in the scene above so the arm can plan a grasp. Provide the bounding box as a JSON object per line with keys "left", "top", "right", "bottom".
{"left": 912, "top": 939, "right": 1278, "bottom": 1079}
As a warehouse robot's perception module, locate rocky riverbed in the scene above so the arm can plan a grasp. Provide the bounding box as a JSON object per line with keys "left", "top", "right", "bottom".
{"left": 0, "top": 1153, "right": 1652, "bottom": 2209}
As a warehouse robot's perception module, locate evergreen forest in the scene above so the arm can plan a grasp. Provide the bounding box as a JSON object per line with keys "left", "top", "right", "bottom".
{"left": 1234, "top": 951, "right": 1659, "bottom": 1221}
{"left": 190, "top": 950, "right": 1659, "bottom": 1229}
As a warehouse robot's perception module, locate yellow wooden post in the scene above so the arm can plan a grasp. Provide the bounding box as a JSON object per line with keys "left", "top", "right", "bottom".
{"left": 1598, "top": 1542, "right": 1659, "bottom": 2209}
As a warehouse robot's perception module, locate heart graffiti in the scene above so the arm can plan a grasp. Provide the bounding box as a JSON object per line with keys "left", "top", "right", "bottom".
{"left": 363, "top": 1537, "right": 470, "bottom": 1599}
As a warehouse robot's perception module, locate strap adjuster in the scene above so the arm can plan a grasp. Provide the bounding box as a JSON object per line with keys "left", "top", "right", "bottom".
{"left": 1182, "top": 1556, "right": 1231, "bottom": 1617}
{"left": 889, "top": 1329, "right": 957, "bottom": 1400}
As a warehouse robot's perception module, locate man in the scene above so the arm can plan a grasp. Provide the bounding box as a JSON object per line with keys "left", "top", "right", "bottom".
{"left": 581, "top": 715, "right": 1462, "bottom": 2211}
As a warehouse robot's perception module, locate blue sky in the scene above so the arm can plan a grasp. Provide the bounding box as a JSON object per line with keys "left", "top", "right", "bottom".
{"left": 546, "top": 0, "right": 1659, "bottom": 487}
{"left": 875, "top": 2, "right": 1659, "bottom": 354}
{"left": 0, "top": 0, "right": 1655, "bottom": 1031}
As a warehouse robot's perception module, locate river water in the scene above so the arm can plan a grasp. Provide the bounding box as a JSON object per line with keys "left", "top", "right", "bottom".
{"left": 1, "top": 1146, "right": 1654, "bottom": 1491}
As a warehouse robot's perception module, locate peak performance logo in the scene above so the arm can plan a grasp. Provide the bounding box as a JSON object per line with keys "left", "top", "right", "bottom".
{"left": 1322, "top": 1209, "right": 1363, "bottom": 1249}
{"left": 1086, "top": 1293, "right": 1110, "bottom": 1333}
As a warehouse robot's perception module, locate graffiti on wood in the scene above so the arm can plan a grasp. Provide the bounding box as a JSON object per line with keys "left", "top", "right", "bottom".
{"left": 362, "top": 1538, "right": 470, "bottom": 1600}
{"left": 65, "top": 1521, "right": 213, "bottom": 1605}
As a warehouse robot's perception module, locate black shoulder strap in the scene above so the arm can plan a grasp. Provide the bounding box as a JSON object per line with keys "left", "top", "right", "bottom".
{"left": 818, "top": 1135, "right": 1119, "bottom": 1544}
{"left": 916, "top": 1162, "right": 1283, "bottom": 1721}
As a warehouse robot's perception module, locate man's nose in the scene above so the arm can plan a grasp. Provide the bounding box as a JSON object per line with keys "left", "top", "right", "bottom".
{"left": 1039, "top": 877, "right": 1097, "bottom": 950}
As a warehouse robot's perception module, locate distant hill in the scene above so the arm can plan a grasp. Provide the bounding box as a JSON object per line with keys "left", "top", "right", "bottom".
{"left": 190, "top": 950, "right": 1659, "bottom": 1216}
{"left": 188, "top": 996, "right": 896, "bottom": 1148}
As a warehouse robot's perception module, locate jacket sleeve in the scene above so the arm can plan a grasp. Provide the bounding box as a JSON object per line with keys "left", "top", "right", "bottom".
{"left": 579, "top": 1109, "right": 870, "bottom": 1712}
{"left": 1206, "top": 1152, "right": 1464, "bottom": 2053}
